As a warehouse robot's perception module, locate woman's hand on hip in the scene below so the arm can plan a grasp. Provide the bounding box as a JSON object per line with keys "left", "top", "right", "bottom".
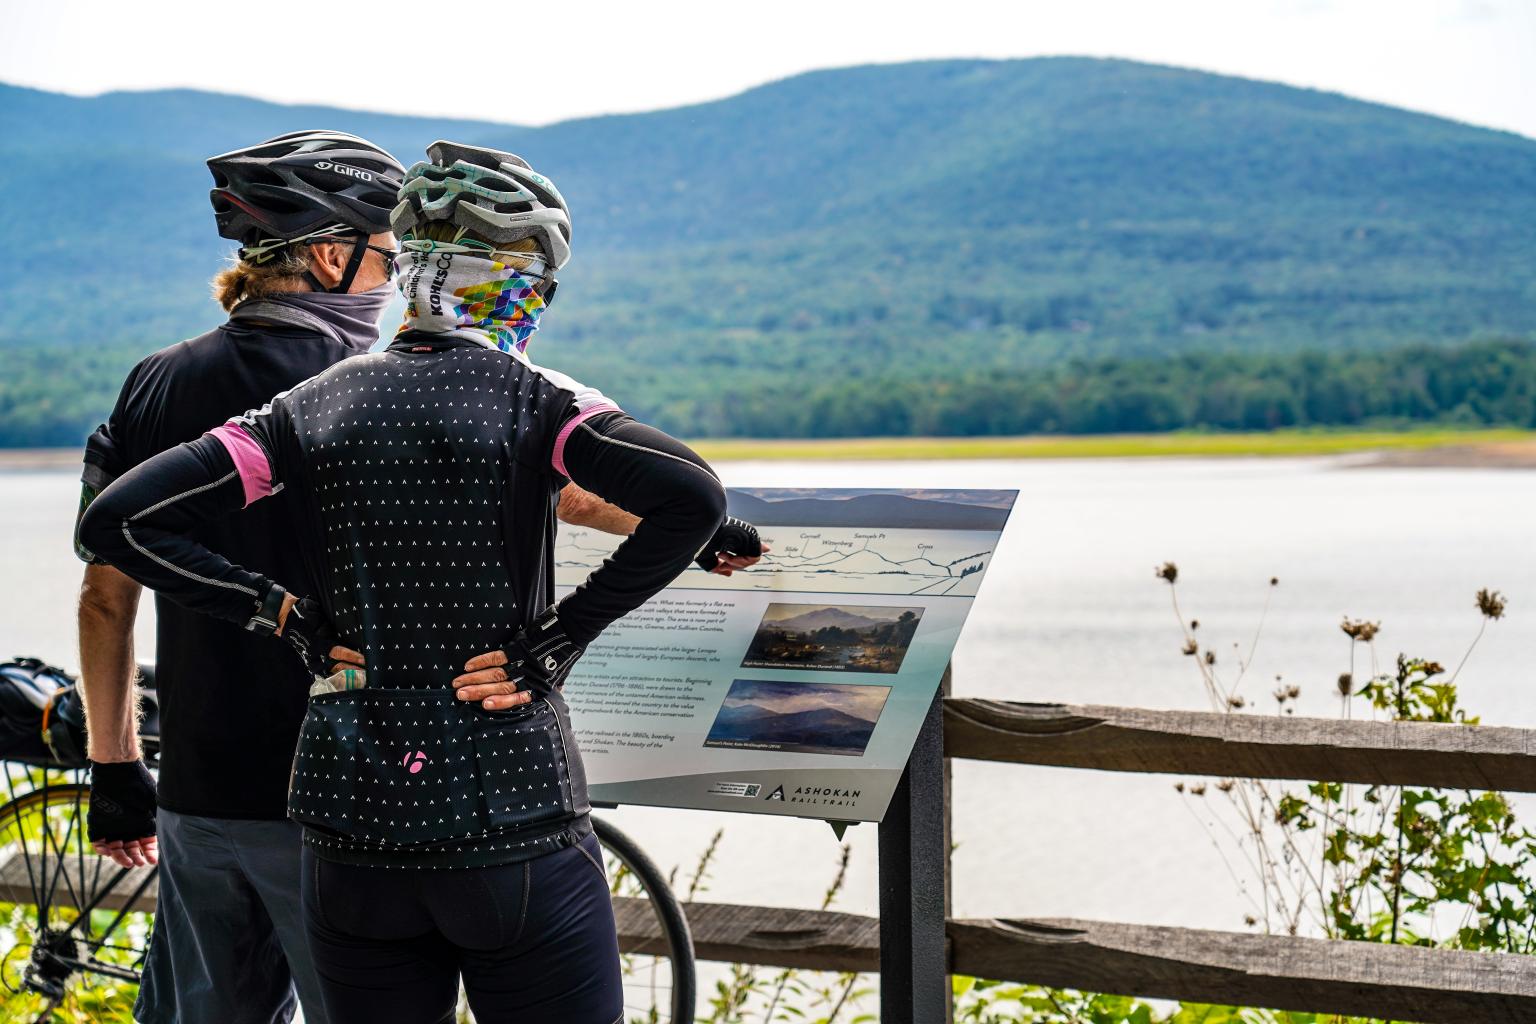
{"left": 453, "top": 651, "right": 537, "bottom": 711}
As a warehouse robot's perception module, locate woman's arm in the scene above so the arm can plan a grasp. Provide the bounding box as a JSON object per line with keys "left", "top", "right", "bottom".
{"left": 79, "top": 425, "right": 358, "bottom": 679}
{"left": 453, "top": 411, "right": 730, "bottom": 709}
{"left": 552, "top": 411, "right": 727, "bottom": 645}
{"left": 78, "top": 434, "right": 274, "bottom": 625}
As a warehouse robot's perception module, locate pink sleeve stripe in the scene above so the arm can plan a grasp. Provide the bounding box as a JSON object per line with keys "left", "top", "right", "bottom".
{"left": 207, "top": 423, "right": 273, "bottom": 507}
{"left": 552, "top": 402, "right": 622, "bottom": 478}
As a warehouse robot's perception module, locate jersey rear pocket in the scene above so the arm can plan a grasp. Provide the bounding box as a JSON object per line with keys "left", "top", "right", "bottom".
{"left": 290, "top": 688, "right": 484, "bottom": 844}
{"left": 471, "top": 691, "right": 587, "bottom": 831}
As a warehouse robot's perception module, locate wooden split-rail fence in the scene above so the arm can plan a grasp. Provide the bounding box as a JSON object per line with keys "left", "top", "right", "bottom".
{"left": 5, "top": 665, "right": 1536, "bottom": 1023}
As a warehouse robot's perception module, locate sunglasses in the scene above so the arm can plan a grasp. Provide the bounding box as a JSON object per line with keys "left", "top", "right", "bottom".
{"left": 308, "top": 235, "right": 401, "bottom": 278}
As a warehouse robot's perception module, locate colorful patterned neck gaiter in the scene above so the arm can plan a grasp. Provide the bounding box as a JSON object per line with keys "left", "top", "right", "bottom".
{"left": 394, "top": 249, "right": 549, "bottom": 354}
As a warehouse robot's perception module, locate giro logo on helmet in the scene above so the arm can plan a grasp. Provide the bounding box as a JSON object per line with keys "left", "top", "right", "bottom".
{"left": 314, "top": 161, "right": 373, "bottom": 181}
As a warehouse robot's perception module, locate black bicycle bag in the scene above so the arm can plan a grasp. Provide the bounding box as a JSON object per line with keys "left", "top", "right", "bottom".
{"left": 0, "top": 657, "right": 71, "bottom": 765}
{"left": 0, "top": 657, "right": 163, "bottom": 769}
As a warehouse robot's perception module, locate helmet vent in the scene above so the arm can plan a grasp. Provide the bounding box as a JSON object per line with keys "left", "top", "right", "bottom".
{"left": 294, "top": 168, "right": 350, "bottom": 193}
{"left": 244, "top": 167, "right": 287, "bottom": 188}
{"left": 257, "top": 194, "right": 306, "bottom": 216}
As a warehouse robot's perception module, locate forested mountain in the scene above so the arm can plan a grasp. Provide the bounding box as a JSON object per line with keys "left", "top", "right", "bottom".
{"left": 2, "top": 58, "right": 1533, "bottom": 444}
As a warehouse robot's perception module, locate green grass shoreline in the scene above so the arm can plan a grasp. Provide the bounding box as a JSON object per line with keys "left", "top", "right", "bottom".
{"left": 689, "top": 428, "right": 1536, "bottom": 462}
{"left": 3, "top": 428, "right": 1534, "bottom": 470}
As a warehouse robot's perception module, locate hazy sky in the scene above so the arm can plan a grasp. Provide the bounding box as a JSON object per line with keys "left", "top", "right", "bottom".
{"left": 4, "top": 0, "right": 1533, "bottom": 138}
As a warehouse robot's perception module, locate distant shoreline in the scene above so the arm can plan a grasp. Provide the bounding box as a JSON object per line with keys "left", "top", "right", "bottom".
{"left": 7, "top": 430, "right": 1536, "bottom": 469}
{"left": 0, "top": 449, "right": 82, "bottom": 470}
{"left": 693, "top": 429, "right": 1536, "bottom": 465}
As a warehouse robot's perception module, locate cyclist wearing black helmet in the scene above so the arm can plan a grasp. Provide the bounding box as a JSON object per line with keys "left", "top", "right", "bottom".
{"left": 72, "top": 129, "right": 405, "bottom": 1024}
{"left": 80, "top": 141, "right": 762, "bottom": 1024}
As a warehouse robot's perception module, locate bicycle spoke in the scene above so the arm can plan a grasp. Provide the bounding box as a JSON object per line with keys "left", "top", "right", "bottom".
{"left": 83, "top": 867, "right": 153, "bottom": 953}
{"left": 41, "top": 784, "right": 87, "bottom": 919}
{"left": 74, "top": 784, "right": 88, "bottom": 932}
{"left": 5, "top": 768, "right": 43, "bottom": 922}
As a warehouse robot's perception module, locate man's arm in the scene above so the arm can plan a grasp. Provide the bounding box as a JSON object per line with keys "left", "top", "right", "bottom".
{"left": 557, "top": 482, "right": 767, "bottom": 575}
{"left": 557, "top": 482, "right": 639, "bottom": 535}
{"left": 77, "top": 562, "right": 158, "bottom": 867}
{"left": 77, "top": 564, "right": 143, "bottom": 763}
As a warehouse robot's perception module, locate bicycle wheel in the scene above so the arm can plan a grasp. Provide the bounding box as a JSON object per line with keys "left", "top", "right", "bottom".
{"left": 594, "top": 816, "right": 696, "bottom": 1024}
{"left": 0, "top": 771, "right": 155, "bottom": 1023}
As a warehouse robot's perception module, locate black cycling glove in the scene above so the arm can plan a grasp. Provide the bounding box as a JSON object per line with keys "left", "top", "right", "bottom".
{"left": 496, "top": 606, "right": 584, "bottom": 701}
{"left": 88, "top": 759, "right": 158, "bottom": 844}
{"left": 280, "top": 596, "right": 341, "bottom": 677}
{"left": 695, "top": 515, "right": 762, "bottom": 571}
{"left": 247, "top": 585, "right": 337, "bottom": 677}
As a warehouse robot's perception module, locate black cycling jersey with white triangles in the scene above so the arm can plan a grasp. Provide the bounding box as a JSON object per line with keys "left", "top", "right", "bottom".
{"left": 79, "top": 330, "right": 728, "bottom": 867}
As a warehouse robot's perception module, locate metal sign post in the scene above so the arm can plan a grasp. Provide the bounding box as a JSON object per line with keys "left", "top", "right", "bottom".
{"left": 878, "top": 672, "right": 951, "bottom": 1023}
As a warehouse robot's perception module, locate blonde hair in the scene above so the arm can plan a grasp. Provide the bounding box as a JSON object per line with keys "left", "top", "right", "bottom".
{"left": 409, "top": 223, "right": 545, "bottom": 273}
{"left": 210, "top": 246, "right": 313, "bottom": 312}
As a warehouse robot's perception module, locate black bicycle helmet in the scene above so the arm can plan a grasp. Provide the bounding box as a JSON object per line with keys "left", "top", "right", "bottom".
{"left": 208, "top": 130, "right": 405, "bottom": 248}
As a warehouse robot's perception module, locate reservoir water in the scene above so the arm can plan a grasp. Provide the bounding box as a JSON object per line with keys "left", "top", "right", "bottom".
{"left": 2, "top": 455, "right": 1532, "bottom": 936}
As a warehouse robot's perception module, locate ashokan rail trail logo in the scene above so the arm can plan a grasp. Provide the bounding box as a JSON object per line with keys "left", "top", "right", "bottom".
{"left": 764, "top": 783, "right": 862, "bottom": 809}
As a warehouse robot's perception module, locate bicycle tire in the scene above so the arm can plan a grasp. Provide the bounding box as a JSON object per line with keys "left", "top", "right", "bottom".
{"left": 594, "top": 816, "right": 697, "bottom": 1023}
{"left": 0, "top": 775, "right": 156, "bottom": 1022}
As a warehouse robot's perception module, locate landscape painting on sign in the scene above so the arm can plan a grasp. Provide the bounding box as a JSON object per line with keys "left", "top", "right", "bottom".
{"left": 742, "top": 603, "right": 923, "bottom": 674}
{"left": 703, "top": 679, "right": 891, "bottom": 757}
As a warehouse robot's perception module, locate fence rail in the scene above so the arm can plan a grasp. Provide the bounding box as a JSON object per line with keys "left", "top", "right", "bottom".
{"left": 943, "top": 696, "right": 1536, "bottom": 791}
{"left": 10, "top": 852, "right": 1533, "bottom": 1024}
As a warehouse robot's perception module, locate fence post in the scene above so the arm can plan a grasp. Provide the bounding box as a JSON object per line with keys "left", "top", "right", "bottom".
{"left": 879, "top": 664, "right": 951, "bottom": 1023}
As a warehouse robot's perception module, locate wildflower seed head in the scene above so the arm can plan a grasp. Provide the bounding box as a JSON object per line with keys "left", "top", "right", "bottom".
{"left": 1270, "top": 577, "right": 1279, "bottom": 587}
{"left": 1182, "top": 638, "right": 1199, "bottom": 656}
{"left": 1216, "top": 779, "right": 1236, "bottom": 793}
{"left": 1157, "top": 561, "right": 1179, "bottom": 584}
{"left": 1286, "top": 685, "right": 1301, "bottom": 699}
{"left": 1340, "top": 617, "right": 1381, "bottom": 642}
{"left": 1476, "top": 588, "right": 1507, "bottom": 620}
{"left": 1205, "top": 650, "right": 1217, "bottom": 666}
{"left": 1337, "top": 673, "right": 1353, "bottom": 696}
{"left": 1227, "top": 695, "right": 1245, "bottom": 709}
{"left": 1174, "top": 782, "right": 1186, "bottom": 793}
{"left": 1190, "top": 619, "right": 1200, "bottom": 631}
{"left": 1189, "top": 783, "right": 1207, "bottom": 796}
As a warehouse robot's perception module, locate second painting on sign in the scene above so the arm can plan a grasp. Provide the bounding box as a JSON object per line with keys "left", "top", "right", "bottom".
{"left": 741, "top": 603, "right": 923, "bottom": 674}
{"left": 703, "top": 679, "right": 891, "bottom": 756}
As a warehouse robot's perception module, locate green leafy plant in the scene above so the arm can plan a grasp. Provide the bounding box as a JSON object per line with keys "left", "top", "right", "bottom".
{"left": 1160, "top": 568, "right": 1532, "bottom": 956}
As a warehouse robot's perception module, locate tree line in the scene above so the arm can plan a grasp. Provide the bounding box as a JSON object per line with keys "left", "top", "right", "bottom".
{"left": 2, "top": 338, "right": 1533, "bottom": 448}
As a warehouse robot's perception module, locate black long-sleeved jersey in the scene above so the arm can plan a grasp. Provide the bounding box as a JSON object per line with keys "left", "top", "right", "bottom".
{"left": 81, "top": 331, "right": 726, "bottom": 866}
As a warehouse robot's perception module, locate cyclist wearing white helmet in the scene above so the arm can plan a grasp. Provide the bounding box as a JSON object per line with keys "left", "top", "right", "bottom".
{"left": 81, "top": 141, "right": 763, "bottom": 1024}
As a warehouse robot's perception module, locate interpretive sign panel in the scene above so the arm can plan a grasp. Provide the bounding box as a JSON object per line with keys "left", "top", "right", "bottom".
{"left": 557, "top": 487, "right": 1017, "bottom": 822}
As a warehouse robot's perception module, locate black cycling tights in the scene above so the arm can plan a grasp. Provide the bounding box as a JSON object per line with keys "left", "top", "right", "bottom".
{"left": 302, "top": 834, "right": 622, "bottom": 1024}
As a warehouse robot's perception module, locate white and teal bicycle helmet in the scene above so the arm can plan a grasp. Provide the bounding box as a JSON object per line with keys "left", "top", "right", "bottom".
{"left": 391, "top": 141, "right": 572, "bottom": 270}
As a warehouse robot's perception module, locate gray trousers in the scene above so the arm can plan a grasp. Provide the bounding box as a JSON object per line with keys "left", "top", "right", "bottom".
{"left": 135, "top": 808, "right": 329, "bottom": 1024}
